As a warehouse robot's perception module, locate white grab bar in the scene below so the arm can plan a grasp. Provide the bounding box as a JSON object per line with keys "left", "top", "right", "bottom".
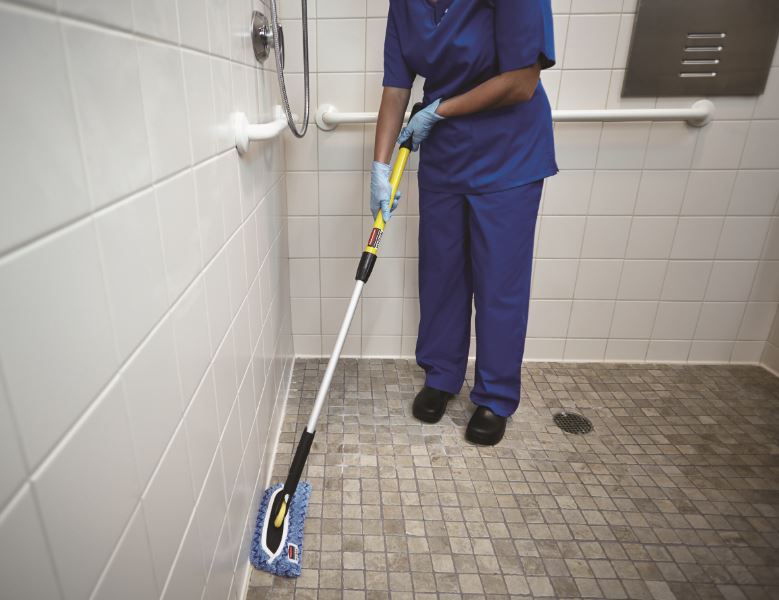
{"left": 315, "top": 100, "right": 715, "bottom": 131}
{"left": 233, "top": 106, "right": 290, "bottom": 154}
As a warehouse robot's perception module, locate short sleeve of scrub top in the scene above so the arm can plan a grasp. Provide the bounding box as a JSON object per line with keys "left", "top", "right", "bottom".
{"left": 382, "top": 0, "right": 559, "bottom": 195}
{"left": 492, "top": 0, "right": 556, "bottom": 72}
{"left": 382, "top": 5, "right": 415, "bottom": 89}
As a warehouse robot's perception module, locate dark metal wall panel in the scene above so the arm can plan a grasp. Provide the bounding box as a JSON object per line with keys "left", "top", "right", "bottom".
{"left": 623, "top": 0, "right": 779, "bottom": 97}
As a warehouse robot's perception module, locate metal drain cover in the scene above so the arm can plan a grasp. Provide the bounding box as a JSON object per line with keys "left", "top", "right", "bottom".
{"left": 553, "top": 412, "right": 593, "bottom": 435}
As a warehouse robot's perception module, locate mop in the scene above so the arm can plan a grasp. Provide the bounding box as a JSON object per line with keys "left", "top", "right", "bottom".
{"left": 250, "top": 103, "right": 424, "bottom": 577}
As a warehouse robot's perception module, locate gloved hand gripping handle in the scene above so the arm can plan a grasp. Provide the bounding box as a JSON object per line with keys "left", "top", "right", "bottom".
{"left": 356, "top": 102, "right": 425, "bottom": 283}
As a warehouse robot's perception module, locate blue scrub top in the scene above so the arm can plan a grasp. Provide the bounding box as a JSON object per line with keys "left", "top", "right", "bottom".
{"left": 383, "top": 0, "right": 558, "bottom": 194}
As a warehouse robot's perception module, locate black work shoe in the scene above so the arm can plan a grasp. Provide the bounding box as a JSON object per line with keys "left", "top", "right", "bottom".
{"left": 412, "top": 386, "right": 454, "bottom": 423}
{"left": 465, "top": 406, "right": 507, "bottom": 445}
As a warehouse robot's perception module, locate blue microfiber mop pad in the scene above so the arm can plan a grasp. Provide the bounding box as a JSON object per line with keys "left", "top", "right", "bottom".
{"left": 250, "top": 481, "right": 312, "bottom": 577}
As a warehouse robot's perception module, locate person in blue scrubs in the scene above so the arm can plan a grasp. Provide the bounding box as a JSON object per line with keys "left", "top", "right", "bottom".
{"left": 371, "top": 0, "right": 558, "bottom": 445}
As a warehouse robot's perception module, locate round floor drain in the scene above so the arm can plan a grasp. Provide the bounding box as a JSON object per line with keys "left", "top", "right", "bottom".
{"left": 553, "top": 412, "right": 593, "bottom": 435}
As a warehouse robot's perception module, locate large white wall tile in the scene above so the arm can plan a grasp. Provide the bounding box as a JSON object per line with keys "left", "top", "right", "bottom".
{"left": 287, "top": 172, "right": 319, "bottom": 215}
{"left": 160, "top": 517, "right": 206, "bottom": 600}
{"left": 706, "top": 261, "right": 759, "bottom": 302}
{"left": 661, "top": 261, "right": 711, "bottom": 301}
{"left": 541, "top": 170, "right": 593, "bottom": 215}
{"left": 179, "top": 0, "right": 210, "bottom": 51}
{"left": 0, "top": 489, "right": 63, "bottom": 600}
{"left": 185, "top": 372, "right": 220, "bottom": 494}
{"left": 287, "top": 217, "right": 320, "bottom": 258}
{"left": 739, "top": 302, "right": 778, "bottom": 341}
{"left": 142, "top": 424, "right": 196, "bottom": 586}
{"left": 320, "top": 216, "right": 362, "bottom": 257}
{"left": 195, "top": 158, "right": 229, "bottom": 262}
{"left": 554, "top": 123, "right": 602, "bottom": 169}
{"left": 92, "top": 506, "right": 159, "bottom": 600}
{"left": 182, "top": 51, "right": 217, "bottom": 163}
{"left": 63, "top": 23, "right": 152, "bottom": 207}
{"left": 291, "top": 298, "right": 322, "bottom": 335}
{"left": 537, "top": 216, "right": 586, "bottom": 258}
{"left": 563, "top": 15, "right": 620, "bottom": 69}
{"left": 60, "top": 0, "right": 133, "bottom": 28}
{"left": 320, "top": 171, "right": 364, "bottom": 215}
{"left": 533, "top": 259, "right": 579, "bottom": 299}
{"left": 138, "top": 41, "right": 192, "bottom": 180}
{"left": 290, "top": 258, "right": 322, "bottom": 297}
{"left": 634, "top": 171, "right": 688, "bottom": 215}
{"left": 716, "top": 218, "right": 770, "bottom": 260}
{"left": 653, "top": 302, "right": 701, "bottom": 340}
{"left": 596, "top": 124, "right": 650, "bottom": 169}
{"left": 610, "top": 301, "right": 656, "bottom": 339}
{"left": 625, "top": 217, "right": 677, "bottom": 258}
{"left": 172, "top": 280, "right": 213, "bottom": 402}
{"left": 283, "top": 18, "right": 318, "bottom": 74}
{"left": 588, "top": 171, "right": 641, "bottom": 214}
{"left": 558, "top": 70, "right": 611, "bottom": 109}
{"left": 132, "top": 0, "right": 179, "bottom": 42}
{"left": 317, "top": 19, "right": 366, "bottom": 71}
{"left": 670, "top": 217, "right": 723, "bottom": 260}
{"left": 754, "top": 68, "right": 779, "bottom": 119}
{"left": 695, "top": 303, "right": 744, "bottom": 340}
{"left": 580, "top": 216, "right": 631, "bottom": 258}
{"left": 692, "top": 121, "right": 750, "bottom": 170}
{"left": 682, "top": 171, "right": 736, "bottom": 215}
{"left": 0, "top": 7, "right": 89, "bottom": 254}
{"left": 318, "top": 126, "right": 365, "bottom": 170}
{"left": 618, "top": 261, "right": 667, "bottom": 300}
{"left": 33, "top": 382, "right": 140, "bottom": 600}
{"left": 528, "top": 301, "right": 572, "bottom": 338}
{"left": 0, "top": 221, "right": 118, "bottom": 466}
{"left": 729, "top": 171, "right": 779, "bottom": 216}
{"left": 212, "top": 330, "right": 239, "bottom": 430}
{"left": 568, "top": 300, "right": 614, "bottom": 338}
{"left": 122, "top": 318, "right": 184, "bottom": 485}
{"left": 97, "top": 189, "right": 169, "bottom": 359}
{"left": 574, "top": 260, "right": 621, "bottom": 299}
{"left": 741, "top": 121, "right": 779, "bottom": 169}
{"left": 157, "top": 171, "right": 203, "bottom": 300}
{"left": 0, "top": 376, "right": 26, "bottom": 508}
{"left": 644, "top": 123, "right": 697, "bottom": 170}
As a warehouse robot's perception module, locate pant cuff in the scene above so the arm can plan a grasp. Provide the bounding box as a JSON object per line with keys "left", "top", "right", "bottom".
{"left": 423, "top": 374, "right": 463, "bottom": 396}
{"left": 470, "top": 394, "right": 518, "bottom": 418}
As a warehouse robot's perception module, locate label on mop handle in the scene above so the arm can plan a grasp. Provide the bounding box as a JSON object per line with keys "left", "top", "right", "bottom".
{"left": 367, "top": 227, "right": 383, "bottom": 249}
{"left": 287, "top": 543, "right": 300, "bottom": 563}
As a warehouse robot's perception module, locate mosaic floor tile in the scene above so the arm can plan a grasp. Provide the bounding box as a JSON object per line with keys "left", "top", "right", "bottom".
{"left": 248, "top": 359, "right": 779, "bottom": 599}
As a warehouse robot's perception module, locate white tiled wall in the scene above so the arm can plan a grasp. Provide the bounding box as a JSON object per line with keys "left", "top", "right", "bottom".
{"left": 0, "top": 1, "right": 293, "bottom": 599}
{"left": 284, "top": 0, "right": 779, "bottom": 365}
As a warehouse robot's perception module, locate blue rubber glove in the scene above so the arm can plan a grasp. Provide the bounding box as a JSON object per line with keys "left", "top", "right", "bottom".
{"left": 370, "top": 161, "right": 401, "bottom": 222}
{"left": 397, "top": 98, "right": 446, "bottom": 151}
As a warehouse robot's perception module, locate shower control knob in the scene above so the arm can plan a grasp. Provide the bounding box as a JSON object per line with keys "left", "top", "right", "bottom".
{"left": 251, "top": 10, "right": 272, "bottom": 63}
{"left": 251, "top": 10, "right": 286, "bottom": 72}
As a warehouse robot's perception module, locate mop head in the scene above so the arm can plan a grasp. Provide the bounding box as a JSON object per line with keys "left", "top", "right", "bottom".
{"left": 250, "top": 481, "right": 312, "bottom": 577}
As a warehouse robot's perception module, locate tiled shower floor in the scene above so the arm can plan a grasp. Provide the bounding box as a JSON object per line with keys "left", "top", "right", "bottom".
{"left": 248, "top": 359, "right": 779, "bottom": 600}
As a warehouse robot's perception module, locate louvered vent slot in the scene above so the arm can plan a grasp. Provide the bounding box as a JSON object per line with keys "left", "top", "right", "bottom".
{"left": 680, "top": 33, "right": 726, "bottom": 78}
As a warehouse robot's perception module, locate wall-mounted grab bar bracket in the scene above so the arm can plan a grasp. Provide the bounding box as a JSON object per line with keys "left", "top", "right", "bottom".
{"left": 233, "top": 106, "right": 290, "bottom": 154}
{"left": 316, "top": 100, "right": 715, "bottom": 131}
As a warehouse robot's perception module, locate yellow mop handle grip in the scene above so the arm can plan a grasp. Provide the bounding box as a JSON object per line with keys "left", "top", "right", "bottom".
{"left": 355, "top": 102, "right": 423, "bottom": 283}
{"left": 364, "top": 147, "right": 411, "bottom": 254}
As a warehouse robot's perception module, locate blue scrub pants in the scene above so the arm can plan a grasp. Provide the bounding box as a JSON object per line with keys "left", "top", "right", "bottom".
{"left": 415, "top": 180, "right": 543, "bottom": 417}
